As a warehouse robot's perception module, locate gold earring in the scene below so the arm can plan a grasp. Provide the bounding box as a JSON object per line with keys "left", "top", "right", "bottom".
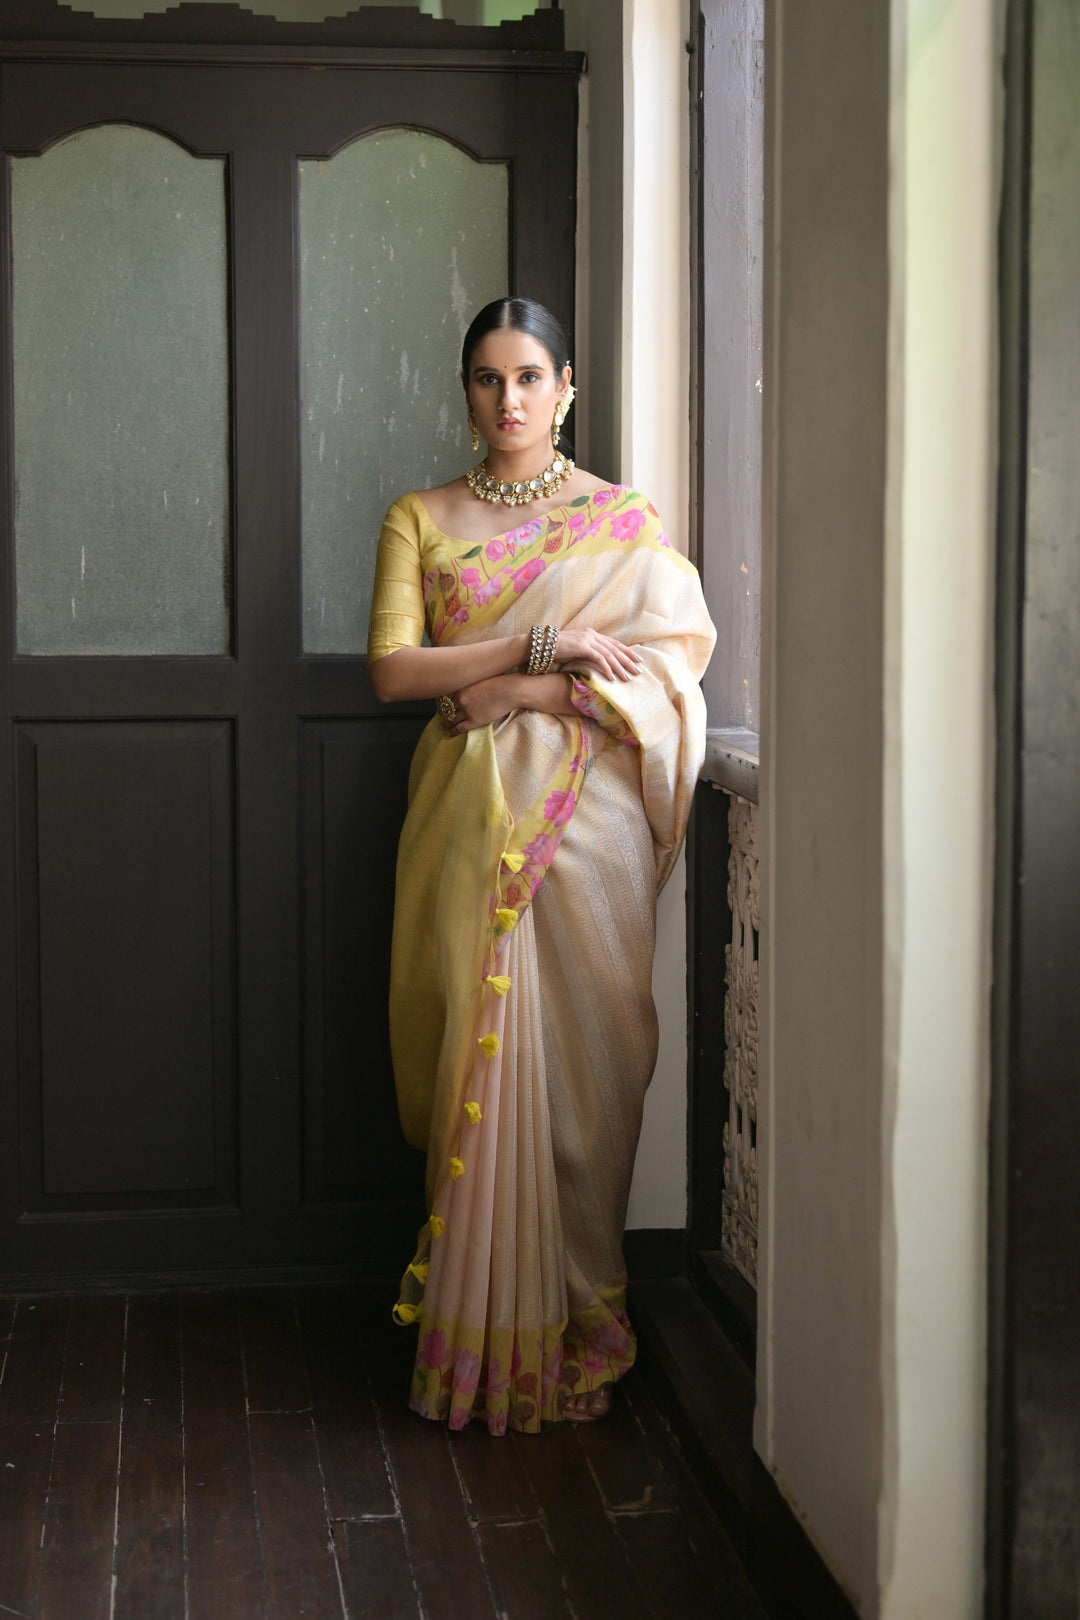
{"left": 467, "top": 404, "right": 479, "bottom": 454}
{"left": 552, "top": 382, "right": 575, "bottom": 448}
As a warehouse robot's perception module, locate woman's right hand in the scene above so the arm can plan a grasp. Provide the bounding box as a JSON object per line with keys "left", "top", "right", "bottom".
{"left": 555, "top": 628, "right": 642, "bottom": 682}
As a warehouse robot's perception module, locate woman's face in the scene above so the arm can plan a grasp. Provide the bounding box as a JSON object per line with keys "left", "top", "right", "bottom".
{"left": 465, "top": 328, "right": 571, "bottom": 460}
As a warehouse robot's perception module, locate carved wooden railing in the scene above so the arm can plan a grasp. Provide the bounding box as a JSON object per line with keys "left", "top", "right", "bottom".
{"left": 722, "top": 791, "right": 759, "bottom": 1288}
{"left": 699, "top": 729, "right": 760, "bottom": 1300}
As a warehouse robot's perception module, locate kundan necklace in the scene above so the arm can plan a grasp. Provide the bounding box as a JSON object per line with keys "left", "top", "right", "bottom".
{"left": 466, "top": 454, "right": 575, "bottom": 508}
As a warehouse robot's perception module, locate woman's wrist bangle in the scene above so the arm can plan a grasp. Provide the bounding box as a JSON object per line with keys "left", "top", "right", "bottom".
{"left": 526, "top": 623, "right": 559, "bottom": 676}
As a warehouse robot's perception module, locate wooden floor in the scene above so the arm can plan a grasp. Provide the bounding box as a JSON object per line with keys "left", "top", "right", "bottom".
{"left": 0, "top": 1283, "right": 768, "bottom": 1620}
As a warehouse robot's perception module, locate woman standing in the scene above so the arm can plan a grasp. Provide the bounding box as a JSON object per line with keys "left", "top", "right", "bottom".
{"left": 367, "top": 298, "right": 714, "bottom": 1431}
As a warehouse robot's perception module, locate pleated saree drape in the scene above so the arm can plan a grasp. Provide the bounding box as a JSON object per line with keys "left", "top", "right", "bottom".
{"left": 367, "top": 485, "right": 715, "bottom": 1433}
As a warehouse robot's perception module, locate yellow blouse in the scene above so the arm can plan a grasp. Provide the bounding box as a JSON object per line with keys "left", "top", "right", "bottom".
{"left": 366, "top": 493, "right": 429, "bottom": 664}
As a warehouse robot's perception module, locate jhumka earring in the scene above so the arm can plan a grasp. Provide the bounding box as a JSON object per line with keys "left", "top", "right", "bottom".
{"left": 467, "top": 404, "right": 479, "bottom": 453}
{"left": 552, "top": 382, "right": 577, "bottom": 448}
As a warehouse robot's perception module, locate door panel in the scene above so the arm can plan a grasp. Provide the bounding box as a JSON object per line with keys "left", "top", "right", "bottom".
{"left": 16, "top": 722, "right": 236, "bottom": 1208}
{"left": 300, "top": 717, "right": 422, "bottom": 1207}
{"left": 0, "top": 39, "right": 580, "bottom": 1280}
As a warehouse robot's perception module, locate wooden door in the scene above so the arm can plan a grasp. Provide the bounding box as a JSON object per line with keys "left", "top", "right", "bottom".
{"left": 0, "top": 21, "right": 580, "bottom": 1282}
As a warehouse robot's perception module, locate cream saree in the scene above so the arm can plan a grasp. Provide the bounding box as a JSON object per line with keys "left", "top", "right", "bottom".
{"left": 367, "top": 485, "right": 715, "bottom": 1433}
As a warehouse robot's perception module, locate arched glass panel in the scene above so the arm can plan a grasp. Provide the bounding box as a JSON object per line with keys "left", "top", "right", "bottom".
{"left": 10, "top": 125, "right": 230, "bottom": 656}
{"left": 299, "top": 129, "right": 508, "bottom": 654}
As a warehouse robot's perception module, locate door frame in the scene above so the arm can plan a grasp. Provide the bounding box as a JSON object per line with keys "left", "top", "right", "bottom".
{"left": 987, "top": 0, "right": 1080, "bottom": 1609}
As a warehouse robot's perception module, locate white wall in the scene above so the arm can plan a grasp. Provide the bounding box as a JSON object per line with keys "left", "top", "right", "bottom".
{"left": 756, "top": 4, "right": 890, "bottom": 1600}
{"left": 758, "top": 0, "right": 998, "bottom": 1613}
{"left": 878, "top": 0, "right": 998, "bottom": 1611}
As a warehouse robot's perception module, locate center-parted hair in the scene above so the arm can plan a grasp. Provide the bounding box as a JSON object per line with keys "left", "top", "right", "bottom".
{"left": 461, "top": 297, "right": 570, "bottom": 382}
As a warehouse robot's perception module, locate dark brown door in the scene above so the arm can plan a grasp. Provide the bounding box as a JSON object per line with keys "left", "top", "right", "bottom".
{"left": 0, "top": 43, "right": 579, "bottom": 1281}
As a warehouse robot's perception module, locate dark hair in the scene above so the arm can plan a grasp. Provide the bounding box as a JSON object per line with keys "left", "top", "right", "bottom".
{"left": 460, "top": 297, "right": 570, "bottom": 381}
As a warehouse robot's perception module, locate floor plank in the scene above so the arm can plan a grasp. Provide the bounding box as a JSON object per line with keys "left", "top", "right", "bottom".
{"left": 367, "top": 1328, "right": 497, "bottom": 1620}
{"left": 475, "top": 1517, "right": 571, "bottom": 1620}
{"left": 59, "top": 1296, "right": 126, "bottom": 1426}
{"left": 572, "top": 1371, "right": 679, "bottom": 1513}
{"left": 516, "top": 1420, "right": 649, "bottom": 1620}
{"left": 0, "top": 1300, "right": 66, "bottom": 1619}
{"left": 620, "top": 1383, "right": 770, "bottom": 1615}
{"left": 297, "top": 1286, "right": 396, "bottom": 1520}
{"left": 0, "top": 1298, "right": 68, "bottom": 1426}
{"left": 35, "top": 1414, "right": 119, "bottom": 1620}
{"left": 240, "top": 1289, "right": 310, "bottom": 1415}
{"left": 0, "top": 1418, "right": 55, "bottom": 1619}
{"left": 332, "top": 1517, "right": 421, "bottom": 1620}
{"left": 0, "top": 1295, "right": 16, "bottom": 1377}
{"left": 616, "top": 1505, "right": 767, "bottom": 1620}
{"left": 0, "top": 1285, "right": 770, "bottom": 1620}
{"left": 447, "top": 1422, "right": 542, "bottom": 1523}
{"left": 182, "top": 1291, "right": 268, "bottom": 1620}
{"left": 112, "top": 1295, "right": 185, "bottom": 1620}
{"left": 248, "top": 1410, "right": 345, "bottom": 1619}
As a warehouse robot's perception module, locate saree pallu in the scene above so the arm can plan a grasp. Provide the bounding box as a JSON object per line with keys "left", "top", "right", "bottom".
{"left": 367, "top": 485, "right": 715, "bottom": 1433}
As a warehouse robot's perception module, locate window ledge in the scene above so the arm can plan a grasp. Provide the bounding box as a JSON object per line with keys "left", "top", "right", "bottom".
{"left": 701, "top": 728, "right": 759, "bottom": 804}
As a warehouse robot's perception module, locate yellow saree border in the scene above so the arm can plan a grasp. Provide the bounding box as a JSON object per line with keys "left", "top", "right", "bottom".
{"left": 407, "top": 1283, "right": 636, "bottom": 1435}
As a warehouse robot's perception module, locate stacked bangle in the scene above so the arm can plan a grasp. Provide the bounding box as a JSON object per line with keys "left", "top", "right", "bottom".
{"left": 527, "top": 624, "right": 559, "bottom": 675}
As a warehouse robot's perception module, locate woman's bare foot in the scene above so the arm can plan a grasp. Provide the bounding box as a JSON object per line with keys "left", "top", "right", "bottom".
{"left": 562, "top": 1384, "right": 614, "bottom": 1423}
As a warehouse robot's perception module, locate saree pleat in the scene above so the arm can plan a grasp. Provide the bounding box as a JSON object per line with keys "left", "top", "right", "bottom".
{"left": 370, "top": 486, "right": 715, "bottom": 1432}
{"left": 535, "top": 741, "right": 658, "bottom": 1302}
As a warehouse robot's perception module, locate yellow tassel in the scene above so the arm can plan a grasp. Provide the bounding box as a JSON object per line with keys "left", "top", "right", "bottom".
{"left": 393, "top": 1302, "right": 419, "bottom": 1325}
{"left": 477, "top": 1033, "right": 499, "bottom": 1059}
{"left": 494, "top": 907, "right": 518, "bottom": 932}
{"left": 429, "top": 1215, "right": 446, "bottom": 1238}
{"left": 485, "top": 974, "right": 512, "bottom": 997}
{"left": 407, "top": 1260, "right": 429, "bottom": 1284}
{"left": 500, "top": 849, "right": 525, "bottom": 873}
{"left": 464, "top": 1101, "right": 482, "bottom": 1125}
{"left": 449, "top": 1156, "right": 465, "bottom": 1180}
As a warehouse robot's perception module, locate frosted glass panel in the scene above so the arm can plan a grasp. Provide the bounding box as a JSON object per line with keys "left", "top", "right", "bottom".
{"left": 299, "top": 130, "right": 508, "bottom": 654}
{"left": 11, "top": 126, "right": 229, "bottom": 655}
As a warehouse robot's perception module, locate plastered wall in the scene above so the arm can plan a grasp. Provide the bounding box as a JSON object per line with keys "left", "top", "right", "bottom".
{"left": 878, "top": 0, "right": 997, "bottom": 1611}
{"left": 758, "top": 0, "right": 997, "bottom": 1612}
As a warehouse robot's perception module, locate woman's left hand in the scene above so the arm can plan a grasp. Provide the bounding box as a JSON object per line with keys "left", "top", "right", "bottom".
{"left": 441, "top": 676, "right": 516, "bottom": 735}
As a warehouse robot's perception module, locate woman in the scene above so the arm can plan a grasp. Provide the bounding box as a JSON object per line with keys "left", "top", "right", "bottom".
{"left": 367, "top": 297, "right": 715, "bottom": 1432}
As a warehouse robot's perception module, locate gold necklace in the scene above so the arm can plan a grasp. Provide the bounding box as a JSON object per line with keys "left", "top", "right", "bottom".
{"left": 466, "top": 454, "right": 575, "bottom": 508}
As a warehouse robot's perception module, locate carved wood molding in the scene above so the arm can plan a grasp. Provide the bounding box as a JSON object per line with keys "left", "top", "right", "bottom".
{"left": 0, "top": 2, "right": 575, "bottom": 69}
{"left": 722, "top": 790, "right": 759, "bottom": 1289}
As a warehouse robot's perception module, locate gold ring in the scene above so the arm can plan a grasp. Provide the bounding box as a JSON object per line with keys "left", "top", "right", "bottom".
{"left": 438, "top": 694, "right": 457, "bottom": 723}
